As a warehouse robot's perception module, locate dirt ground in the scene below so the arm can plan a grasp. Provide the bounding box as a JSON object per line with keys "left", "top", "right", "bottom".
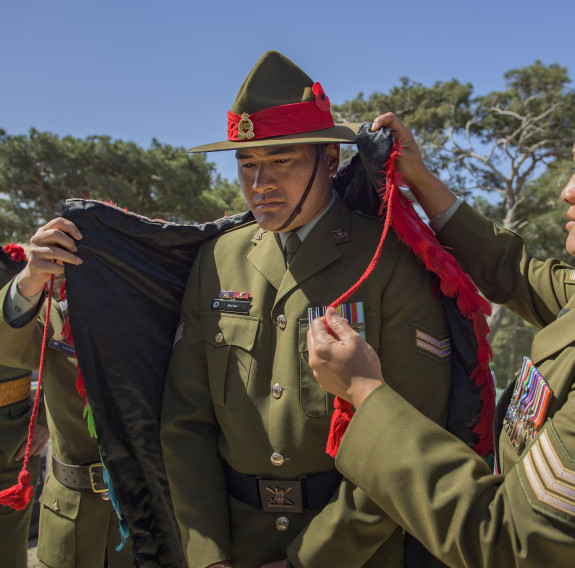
{"left": 27, "top": 543, "right": 38, "bottom": 568}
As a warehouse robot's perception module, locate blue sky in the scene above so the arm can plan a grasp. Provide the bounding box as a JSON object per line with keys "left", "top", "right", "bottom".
{"left": 2, "top": 0, "right": 573, "bottom": 183}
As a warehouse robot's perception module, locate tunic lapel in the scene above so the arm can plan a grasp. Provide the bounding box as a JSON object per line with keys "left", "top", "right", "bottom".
{"left": 247, "top": 229, "right": 286, "bottom": 291}
{"left": 531, "top": 305, "right": 575, "bottom": 365}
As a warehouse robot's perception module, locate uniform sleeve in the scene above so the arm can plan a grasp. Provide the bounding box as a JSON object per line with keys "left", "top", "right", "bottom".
{"left": 160, "top": 247, "right": 231, "bottom": 568}
{"left": 287, "top": 240, "right": 452, "bottom": 567}
{"left": 337, "top": 384, "right": 575, "bottom": 568}
{"left": 4, "top": 278, "right": 43, "bottom": 324}
{"left": 0, "top": 281, "right": 49, "bottom": 370}
{"left": 438, "top": 201, "right": 575, "bottom": 328}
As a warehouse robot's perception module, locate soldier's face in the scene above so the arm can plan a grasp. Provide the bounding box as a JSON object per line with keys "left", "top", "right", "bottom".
{"left": 560, "top": 143, "right": 575, "bottom": 257}
{"left": 236, "top": 143, "right": 340, "bottom": 232}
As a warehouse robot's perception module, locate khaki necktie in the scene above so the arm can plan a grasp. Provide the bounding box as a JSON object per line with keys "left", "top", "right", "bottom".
{"left": 285, "top": 232, "right": 301, "bottom": 267}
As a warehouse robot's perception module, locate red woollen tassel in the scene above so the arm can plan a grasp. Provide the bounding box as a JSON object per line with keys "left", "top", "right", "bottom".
{"left": 4, "top": 244, "right": 28, "bottom": 264}
{"left": 0, "top": 275, "right": 55, "bottom": 510}
{"left": 325, "top": 397, "right": 354, "bottom": 457}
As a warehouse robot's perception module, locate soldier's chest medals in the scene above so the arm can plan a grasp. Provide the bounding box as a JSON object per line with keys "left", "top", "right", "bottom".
{"left": 504, "top": 356, "right": 552, "bottom": 455}
{"left": 211, "top": 290, "right": 253, "bottom": 314}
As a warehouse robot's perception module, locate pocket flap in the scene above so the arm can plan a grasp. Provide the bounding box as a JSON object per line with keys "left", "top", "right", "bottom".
{"left": 201, "top": 311, "right": 259, "bottom": 350}
{"left": 39, "top": 472, "right": 81, "bottom": 520}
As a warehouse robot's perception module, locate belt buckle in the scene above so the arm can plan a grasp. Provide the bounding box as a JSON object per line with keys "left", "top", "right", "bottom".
{"left": 258, "top": 479, "right": 303, "bottom": 513}
{"left": 88, "top": 463, "right": 109, "bottom": 499}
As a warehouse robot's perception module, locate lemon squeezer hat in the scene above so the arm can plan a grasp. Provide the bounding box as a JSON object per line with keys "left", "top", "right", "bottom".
{"left": 189, "top": 50, "right": 360, "bottom": 153}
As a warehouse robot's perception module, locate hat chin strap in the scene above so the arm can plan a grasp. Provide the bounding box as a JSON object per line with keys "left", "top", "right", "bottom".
{"left": 274, "top": 145, "right": 321, "bottom": 232}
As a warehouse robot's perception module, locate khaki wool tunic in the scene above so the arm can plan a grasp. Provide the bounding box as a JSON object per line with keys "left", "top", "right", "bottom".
{"left": 161, "top": 195, "right": 453, "bottom": 568}
{"left": 0, "top": 283, "right": 132, "bottom": 568}
{"left": 337, "top": 201, "right": 575, "bottom": 568}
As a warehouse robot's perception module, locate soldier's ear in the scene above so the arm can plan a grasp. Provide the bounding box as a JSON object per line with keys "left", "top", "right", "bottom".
{"left": 323, "top": 143, "right": 340, "bottom": 177}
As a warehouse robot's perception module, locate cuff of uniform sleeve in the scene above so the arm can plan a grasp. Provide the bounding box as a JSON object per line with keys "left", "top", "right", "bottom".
{"left": 428, "top": 197, "right": 463, "bottom": 233}
{"left": 3, "top": 277, "right": 44, "bottom": 328}
{"left": 7, "top": 276, "right": 42, "bottom": 319}
{"left": 286, "top": 560, "right": 295, "bottom": 568}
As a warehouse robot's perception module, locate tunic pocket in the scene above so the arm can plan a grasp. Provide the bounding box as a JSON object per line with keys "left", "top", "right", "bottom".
{"left": 38, "top": 472, "right": 80, "bottom": 567}
{"left": 202, "top": 311, "right": 259, "bottom": 409}
{"left": 298, "top": 318, "right": 335, "bottom": 418}
{"left": 298, "top": 311, "right": 380, "bottom": 417}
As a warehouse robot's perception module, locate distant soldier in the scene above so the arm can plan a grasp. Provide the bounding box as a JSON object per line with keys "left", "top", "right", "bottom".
{"left": 0, "top": 228, "right": 132, "bottom": 567}
{"left": 0, "top": 244, "right": 49, "bottom": 568}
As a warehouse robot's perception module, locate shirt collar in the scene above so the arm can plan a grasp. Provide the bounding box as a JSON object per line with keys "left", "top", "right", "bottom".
{"left": 278, "top": 190, "right": 336, "bottom": 249}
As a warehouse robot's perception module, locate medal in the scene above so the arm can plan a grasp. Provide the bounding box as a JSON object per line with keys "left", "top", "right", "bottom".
{"left": 212, "top": 290, "right": 252, "bottom": 314}
{"left": 308, "top": 302, "right": 365, "bottom": 338}
{"left": 505, "top": 356, "right": 552, "bottom": 454}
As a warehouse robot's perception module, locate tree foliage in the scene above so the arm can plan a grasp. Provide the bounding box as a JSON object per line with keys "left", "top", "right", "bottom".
{"left": 490, "top": 311, "right": 538, "bottom": 388}
{"left": 0, "top": 129, "right": 245, "bottom": 242}
{"left": 334, "top": 61, "right": 575, "bottom": 340}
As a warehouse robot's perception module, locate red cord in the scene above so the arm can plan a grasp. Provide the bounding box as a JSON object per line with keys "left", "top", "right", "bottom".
{"left": 22, "top": 275, "right": 54, "bottom": 471}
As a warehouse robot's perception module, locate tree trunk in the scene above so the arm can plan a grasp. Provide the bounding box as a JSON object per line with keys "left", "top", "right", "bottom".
{"left": 487, "top": 303, "right": 507, "bottom": 343}
{"left": 507, "top": 313, "right": 519, "bottom": 384}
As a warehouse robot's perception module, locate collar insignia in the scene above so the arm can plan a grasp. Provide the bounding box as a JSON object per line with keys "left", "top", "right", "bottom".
{"left": 253, "top": 228, "right": 267, "bottom": 241}
{"left": 331, "top": 228, "right": 348, "bottom": 241}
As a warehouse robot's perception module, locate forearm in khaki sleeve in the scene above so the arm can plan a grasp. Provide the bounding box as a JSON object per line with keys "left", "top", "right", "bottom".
{"left": 4, "top": 277, "right": 43, "bottom": 324}
{"left": 438, "top": 201, "right": 575, "bottom": 327}
{"left": 337, "top": 385, "right": 575, "bottom": 568}
{"left": 0, "top": 282, "right": 47, "bottom": 370}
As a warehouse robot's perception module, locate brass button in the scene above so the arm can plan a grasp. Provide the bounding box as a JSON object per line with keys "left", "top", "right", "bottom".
{"left": 276, "top": 315, "right": 287, "bottom": 330}
{"left": 276, "top": 516, "right": 289, "bottom": 531}
{"left": 271, "top": 383, "right": 284, "bottom": 399}
{"left": 270, "top": 452, "right": 285, "bottom": 466}
{"left": 53, "top": 499, "right": 59, "bottom": 511}
{"left": 215, "top": 332, "right": 224, "bottom": 343}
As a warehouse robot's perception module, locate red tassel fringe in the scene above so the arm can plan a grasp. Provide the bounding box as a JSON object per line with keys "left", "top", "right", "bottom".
{"left": 325, "top": 398, "right": 354, "bottom": 458}
{"left": 325, "top": 142, "right": 495, "bottom": 458}
{"left": 0, "top": 470, "right": 34, "bottom": 510}
{"left": 59, "top": 283, "right": 86, "bottom": 400}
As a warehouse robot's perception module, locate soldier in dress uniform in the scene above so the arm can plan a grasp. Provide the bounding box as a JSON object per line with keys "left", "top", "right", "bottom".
{"left": 0, "top": 244, "right": 49, "bottom": 568}
{"left": 0, "top": 227, "right": 132, "bottom": 567}
{"left": 308, "top": 114, "right": 575, "bottom": 567}
{"left": 159, "top": 51, "right": 456, "bottom": 568}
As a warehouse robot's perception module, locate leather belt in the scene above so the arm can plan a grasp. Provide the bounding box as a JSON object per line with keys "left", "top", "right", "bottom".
{"left": 223, "top": 461, "right": 342, "bottom": 513}
{"left": 52, "top": 455, "right": 109, "bottom": 499}
{"left": 0, "top": 374, "right": 31, "bottom": 407}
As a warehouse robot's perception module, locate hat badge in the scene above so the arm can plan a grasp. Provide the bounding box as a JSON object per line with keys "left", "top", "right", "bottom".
{"left": 238, "top": 113, "right": 255, "bottom": 140}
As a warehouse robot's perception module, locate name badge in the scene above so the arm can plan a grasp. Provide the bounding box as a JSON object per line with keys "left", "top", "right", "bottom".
{"left": 211, "top": 299, "right": 251, "bottom": 314}
{"left": 48, "top": 338, "right": 76, "bottom": 356}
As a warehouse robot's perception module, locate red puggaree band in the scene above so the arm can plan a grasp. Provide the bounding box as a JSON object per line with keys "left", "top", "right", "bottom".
{"left": 227, "top": 82, "right": 334, "bottom": 141}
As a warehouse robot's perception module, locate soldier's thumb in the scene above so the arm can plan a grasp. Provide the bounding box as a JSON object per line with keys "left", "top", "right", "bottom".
{"left": 325, "top": 307, "right": 352, "bottom": 340}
